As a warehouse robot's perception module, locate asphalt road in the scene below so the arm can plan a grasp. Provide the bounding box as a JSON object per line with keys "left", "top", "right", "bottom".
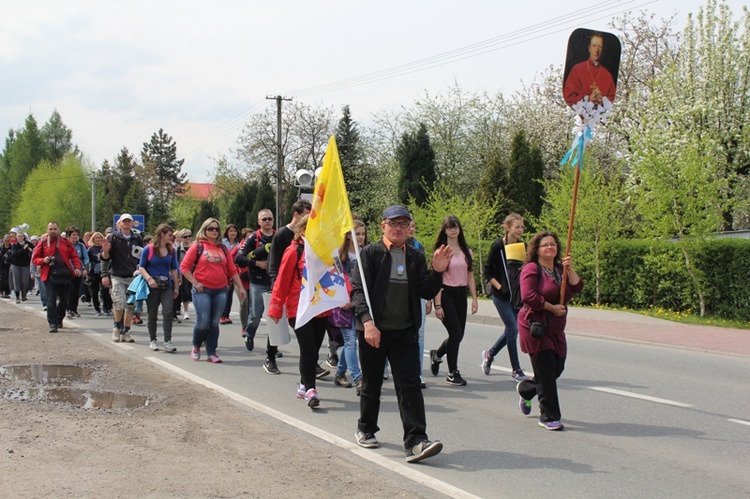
{"left": 17, "top": 295, "right": 750, "bottom": 498}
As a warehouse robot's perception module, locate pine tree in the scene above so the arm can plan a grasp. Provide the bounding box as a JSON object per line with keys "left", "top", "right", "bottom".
{"left": 140, "top": 128, "right": 187, "bottom": 209}
{"left": 40, "top": 110, "right": 74, "bottom": 164}
{"left": 397, "top": 123, "right": 437, "bottom": 207}
{"left": 335, "top": 105, "right": 369, "bottom": 213}
{"left": 0, "top": 115, "right": 45, "bottom": 229}
{"left": 507, "top": 130, "right": 544, "bottom": 219}
{"left": 227, "top": 180, "right": 259, "bottom": 229}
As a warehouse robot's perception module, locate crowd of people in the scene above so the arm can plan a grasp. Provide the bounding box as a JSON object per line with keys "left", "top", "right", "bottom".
{"left": 3, "top": 205, "right": 583, "bottom": 463}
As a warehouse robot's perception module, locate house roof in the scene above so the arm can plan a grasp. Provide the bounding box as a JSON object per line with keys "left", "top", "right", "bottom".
{"left": 184, "top": 183, "right": 215, "bottom": 200}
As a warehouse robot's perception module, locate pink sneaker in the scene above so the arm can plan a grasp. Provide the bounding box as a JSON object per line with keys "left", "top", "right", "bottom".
{"left": 304, "top": 388, "right": 320, "bottom": 409}
{"left": 191, "top": 347, "right": 200, "bottom": 361}
{"left": 207, "top": 354, "right": 222, "bottom": 363}
{"left": 296, "top": 383, "right": 306, "bottom": 399}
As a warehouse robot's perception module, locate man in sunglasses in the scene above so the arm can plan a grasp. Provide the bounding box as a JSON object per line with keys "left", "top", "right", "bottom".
{"left": 351, "top": 205, "right": 452, "bottom": 464}
{"left": 235, "top": 209, "right": 276, "bottom": 356}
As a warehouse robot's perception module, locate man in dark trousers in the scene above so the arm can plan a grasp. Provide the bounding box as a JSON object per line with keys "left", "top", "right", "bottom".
{"left": 351, "top": 205, "right": 452, "bottom": 463}
{"left": 31, "top": 221, "right": 82, "bottom": 333}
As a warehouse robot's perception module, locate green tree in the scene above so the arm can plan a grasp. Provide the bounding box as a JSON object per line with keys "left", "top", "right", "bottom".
{"left": 40, "top": 110, "right": 75, "bottom": 164}
{"left": 226, "top": 180, "right": 259, "bottom": 229}
{"left": 477, "top": 152, "right": 514, "bottom": 227}
{"left": 15, "top": 155, "right": 91, "bottom": 234}
{"left": 534, "top": 159, "right": 632, "bottom": 304}
{"left": 335, "top": 105, "right": 372, "bottom": 216}
{"left": 408, "top": 182, "right": 495, "bottom": 281}
{"left": 397, "top": 123, "right": 436, "bottom": 207}
{"left": 193, "top": 199, "right": 220, "bottom": 233}
{"left": 98, "top": 148, "right": 139, "bottom": 230}
{"left": 0, "top": 115, "right": 44, "bottom": 230}
{"left": 251, "top": 173, "right": 276, "bottom": 223}
{"left": 140, "top": 128, "right": 187, "bottom": 209}
{"left": 122, "top": 181, "right": 149, "bottom": 224}
{"left": 507, "top": 130, "right": 545, "bottom": 221}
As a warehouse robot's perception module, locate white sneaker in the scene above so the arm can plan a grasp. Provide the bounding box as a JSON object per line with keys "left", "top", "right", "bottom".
{"left": 162, "top": 341, "right": 176, "bottom": 352}
{"left": 112, "top": 328, "right": 121, "bottom": 342}
{"left": 149, "top": 340, "right": 159, "bottom": 351}
{"left": 183, "top": 311, "right": 190, "bottom": 320}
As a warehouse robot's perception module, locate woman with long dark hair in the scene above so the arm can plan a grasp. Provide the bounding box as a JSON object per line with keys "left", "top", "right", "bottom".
{"left": 139, "top": 223, "right": 180, "bottom": 352}
{"left": 429, "top": 215, "right": 478, "bottom": 386}
{"left": 220, "top": 223, "right": 241, "bottom": 325}
{"left": 332, "top": 219, "right": 367, "bottom": 393}
{"left": 516, "top": 231, "right": 583, "bottom": 431}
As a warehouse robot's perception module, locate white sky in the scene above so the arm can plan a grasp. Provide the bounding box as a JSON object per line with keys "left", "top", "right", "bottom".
{"left": 1, "top": 0, "right": 743, "bottom": 182}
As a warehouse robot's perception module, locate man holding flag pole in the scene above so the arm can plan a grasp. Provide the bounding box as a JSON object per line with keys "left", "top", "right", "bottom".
{"left": 351, "top": 205, "right": 452, "bottom": 464}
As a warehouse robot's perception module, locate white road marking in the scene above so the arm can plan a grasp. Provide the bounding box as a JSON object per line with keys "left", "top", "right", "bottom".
{"left": 728, "top": 418, "right": 750, "bottom": 427}
{"left": 147, "top": 357, "right": 480, "bottom": 499}
{"left": 589, "top": 387, "right": 693, "bottom": 408}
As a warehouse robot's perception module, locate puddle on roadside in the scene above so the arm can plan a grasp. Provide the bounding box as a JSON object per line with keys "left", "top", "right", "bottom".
{"left": 0, "top": 364, "right": 93, "bottom": 384}
{"left": 3, "top": 387, "right": 149, "bottom": 408}
{"left": 1, "top": 363, "right": 150, "bottom": 409}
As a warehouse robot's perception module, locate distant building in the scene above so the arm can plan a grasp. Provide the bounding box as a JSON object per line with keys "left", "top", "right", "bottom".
{"left": 183, "top": 183, "right": 215, "bottom": 200}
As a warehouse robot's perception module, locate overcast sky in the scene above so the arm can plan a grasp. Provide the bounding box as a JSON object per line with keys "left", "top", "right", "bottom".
{"left": 1, "top": 0, "right": 742, "bottom": 182}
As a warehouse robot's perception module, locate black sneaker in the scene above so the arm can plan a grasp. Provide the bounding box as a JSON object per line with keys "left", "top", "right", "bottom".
{"left": 430, "top": 350, "right": 442, "bottom": 376}
{"left": 355, "top": 430, "right": 379, "bottom": 448}
{"left": 326, "top": 354, "right": 339, "bottom": 369}
{"left": 446, "top": 370, "right": 467, "bottom": 386}
{"left": 49, "top": 325, "right": 58, "bottom": 333}
{"left": 406, "top": 440, "right": 443, "bottom": 463}
{"left": 315, "top": 364, "right": 330, "bottom": 379}
{"left": 245, "top": 335, "right": 254, "bottom": 352}
{"left": 263, "top": 358, "right": 280, "bottom": 375}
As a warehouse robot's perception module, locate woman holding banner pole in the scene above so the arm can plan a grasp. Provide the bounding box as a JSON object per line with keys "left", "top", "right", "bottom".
{"left": 268, "top": 215, "right": 328, "bottom": 410}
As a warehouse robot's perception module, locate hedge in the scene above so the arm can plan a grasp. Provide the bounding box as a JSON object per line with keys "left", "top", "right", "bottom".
{"left": 571, "top": 238, "right": 750, "bottom": 321}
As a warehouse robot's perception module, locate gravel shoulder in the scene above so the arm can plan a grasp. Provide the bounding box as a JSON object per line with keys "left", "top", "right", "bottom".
{"left": 0, "top": 300, "right": 424, "bottom": 498}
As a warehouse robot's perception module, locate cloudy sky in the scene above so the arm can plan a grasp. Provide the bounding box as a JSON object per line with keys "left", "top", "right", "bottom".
{"left": 1, "top": 0, "right": 741, "bottom": 182}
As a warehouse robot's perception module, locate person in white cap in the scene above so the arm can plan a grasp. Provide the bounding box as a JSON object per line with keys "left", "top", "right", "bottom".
{"left": 100, "top": 213, "right": 144, "bottom": 342}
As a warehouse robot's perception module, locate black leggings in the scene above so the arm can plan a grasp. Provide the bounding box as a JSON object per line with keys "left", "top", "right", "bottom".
{"left": 436, "top": 286, "right": 468, "bottom": 373}
{"left": 289, "top": 317, "right": 327, "bottom": 392}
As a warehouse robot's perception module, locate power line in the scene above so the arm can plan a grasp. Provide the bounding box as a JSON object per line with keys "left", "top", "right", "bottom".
{"left": 178, "top": 0, "right": 657, "bottom": 156}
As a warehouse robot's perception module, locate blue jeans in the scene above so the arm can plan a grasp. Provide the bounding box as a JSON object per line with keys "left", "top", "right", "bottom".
{"left": 246, "top": 282, "right": 270, "bottom": 339}
{"left": 336, "top": 319, "right": 361, "bottom": 382}
{"left": 490, "top": 295, "right": 521, "bottom": 371}
{"left": 191, "top": 287, "right": 227, "bottom": 355}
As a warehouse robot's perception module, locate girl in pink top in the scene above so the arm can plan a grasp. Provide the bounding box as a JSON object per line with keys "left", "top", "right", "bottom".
{"left": 429, "top": 215, "right": 478, "bottom": 386}
{"left": 180, "top": 218, "right": 246, "bottom": 363}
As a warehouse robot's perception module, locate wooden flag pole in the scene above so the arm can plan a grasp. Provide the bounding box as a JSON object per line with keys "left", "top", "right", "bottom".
{"left": 559, "top": 141, "right": 583, "bottom": 304}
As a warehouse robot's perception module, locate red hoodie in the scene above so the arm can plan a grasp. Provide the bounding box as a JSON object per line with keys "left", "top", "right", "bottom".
{"left": 179, "top": 239, "right": 238, "bottom": 289}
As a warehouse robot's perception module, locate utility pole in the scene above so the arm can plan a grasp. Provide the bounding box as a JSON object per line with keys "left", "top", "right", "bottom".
{"left": 266, "top": 95, "right": 292, "bottom": 230}
{"left": 90, "top": 172, "right": 97, "bottom": 232}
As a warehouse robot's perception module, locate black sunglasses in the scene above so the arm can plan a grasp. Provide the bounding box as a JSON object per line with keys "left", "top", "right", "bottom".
{"left": 260, "top": 217, "right": 274, "bottom": 222}
{"left": 206, "top": 227, "right": 220, "bottom": 232}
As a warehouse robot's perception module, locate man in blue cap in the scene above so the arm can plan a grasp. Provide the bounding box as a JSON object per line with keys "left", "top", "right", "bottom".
{"left": 351, "top": 205, "right": 452, "bottom": 463}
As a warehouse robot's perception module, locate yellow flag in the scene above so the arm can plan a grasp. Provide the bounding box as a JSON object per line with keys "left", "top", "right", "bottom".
{"left": 306, "top": 136, "right": 353, "bottom": 265}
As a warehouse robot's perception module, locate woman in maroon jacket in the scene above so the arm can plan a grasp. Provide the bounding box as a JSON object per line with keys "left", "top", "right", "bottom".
{"left": 516, "top": 231, "right": 583, "bottom": 431}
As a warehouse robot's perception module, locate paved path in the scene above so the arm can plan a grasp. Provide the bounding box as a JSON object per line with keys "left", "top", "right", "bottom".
{"left": 467, "top": 299, "right": 750, "bottom": 357}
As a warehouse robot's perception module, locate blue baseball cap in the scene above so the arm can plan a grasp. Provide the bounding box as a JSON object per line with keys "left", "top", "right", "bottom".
{"left": 382, "top": 205, "right": 412, "bottom": 220}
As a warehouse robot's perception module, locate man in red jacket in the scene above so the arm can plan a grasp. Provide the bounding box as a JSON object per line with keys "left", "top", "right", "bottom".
{"left": 32, "top": 221, "right": 82, "bottom": 333}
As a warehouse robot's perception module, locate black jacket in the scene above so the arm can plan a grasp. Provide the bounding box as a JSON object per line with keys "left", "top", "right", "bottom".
{"left": 484, "top": 238, "right": 522, "bottom": 311}
{"left": 101, "top": 231, "right": 143, "bottom": 278}
{"left": 235, "top": 229, "right": 274, "bottom": 286}
{"left": 351, "top": 239, "right": 443, "bottom": 331}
